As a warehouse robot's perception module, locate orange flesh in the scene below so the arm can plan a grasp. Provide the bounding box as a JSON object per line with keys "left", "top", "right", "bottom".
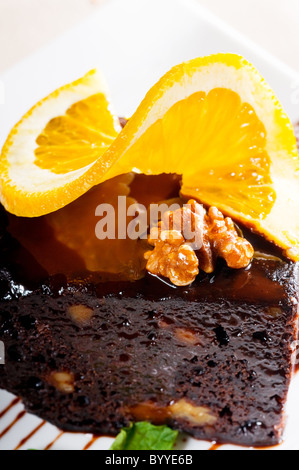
{"left": 35, "top": 94, "right": 119, "bottom": 174}
{"left": 106, "top": 88, "right": 275, "bottom": 220}
{"left": 34, "top": 89, "right": 274, "bottom": 221}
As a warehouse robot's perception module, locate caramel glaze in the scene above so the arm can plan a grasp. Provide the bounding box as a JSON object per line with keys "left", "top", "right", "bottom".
{"left": 0, "top": 172, "right": 294, "bottom": 299}
{"left": 2, "top": 173, "right": 182, "bottom": 284}
{"left": 0, "top": 203, "right": 294, "bottom": 309}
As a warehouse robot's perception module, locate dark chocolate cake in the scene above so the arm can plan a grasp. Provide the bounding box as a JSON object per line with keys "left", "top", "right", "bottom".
{"left": 0, "top": 166, "right": 298, "bottom": 447}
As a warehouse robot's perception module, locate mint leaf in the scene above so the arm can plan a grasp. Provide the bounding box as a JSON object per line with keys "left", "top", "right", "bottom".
{"left": 110, "top": 422, "right": 178, "bottom": 450}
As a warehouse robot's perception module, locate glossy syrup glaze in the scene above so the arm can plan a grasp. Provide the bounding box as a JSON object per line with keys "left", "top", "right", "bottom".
{"left": 0, "top": 169, "right": 294, "bottom": 305}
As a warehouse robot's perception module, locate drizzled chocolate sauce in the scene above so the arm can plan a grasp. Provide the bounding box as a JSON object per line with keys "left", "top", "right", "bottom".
{"left": 43, "top": 432, "right": 64, "bottom": 450}
{"left": 14, "top": 421, "right": 46, "bottom": 450}
{"left": 0, "top": 410, "right": 26, "bottom": 439}
{"left": 83, "top": 435, "right": 100, "bottom": 450}
{"left": 0, "top": 397, "right": 21, "bottom": 419}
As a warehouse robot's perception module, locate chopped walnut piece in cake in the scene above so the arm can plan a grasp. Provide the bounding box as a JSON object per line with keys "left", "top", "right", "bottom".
{"left": 169, "top": 399, "right": 217, "bottom": 426}
{"left": 47, "top": 371, "right": 75, "bottom": 394}
{"left": 68, "top": 304, "right": 94, "bottom": 325}
{"left": 145, "top": 200, "right": 254, "bottom": 286}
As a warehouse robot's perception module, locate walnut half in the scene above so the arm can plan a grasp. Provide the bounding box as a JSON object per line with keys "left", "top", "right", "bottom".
{"left": 207, "top": 207, "right": 254, "bottom": 270}
{"left": 145, "top": 201, "right": 254, "bottom": 287}
{"left": 144, "top": 229, "right": 199, "bottom": 287}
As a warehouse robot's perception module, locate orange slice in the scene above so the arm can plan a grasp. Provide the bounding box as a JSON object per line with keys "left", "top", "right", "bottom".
{"left": 0, "top": 69, "right": 121, "bottom": 217}
{"left": 1, "top": 54, "right": 298, "bottom": 261}
{"left": 101, "top": 54, "right": 299, "bottom": 261}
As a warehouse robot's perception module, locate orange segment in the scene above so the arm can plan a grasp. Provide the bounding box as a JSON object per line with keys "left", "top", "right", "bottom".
{"left": 107, "top": 88, "right": 274, "bottom": 219}
{"left": 35, "top": 94, "right": 118, "bottom": 174}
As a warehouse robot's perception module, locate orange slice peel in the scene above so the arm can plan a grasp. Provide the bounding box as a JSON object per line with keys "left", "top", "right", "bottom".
{"left": 0, "top": 69, "right": 121, "bottom": 217}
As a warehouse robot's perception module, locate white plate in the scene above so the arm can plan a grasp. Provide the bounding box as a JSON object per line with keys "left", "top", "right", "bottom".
{"left": 0, "top": 0, "right": 299, "bottom": 451}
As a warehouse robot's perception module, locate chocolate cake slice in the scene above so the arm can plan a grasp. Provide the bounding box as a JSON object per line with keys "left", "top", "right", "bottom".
{"left": 0, "top": 168, "right": 298, "bottom": 447}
